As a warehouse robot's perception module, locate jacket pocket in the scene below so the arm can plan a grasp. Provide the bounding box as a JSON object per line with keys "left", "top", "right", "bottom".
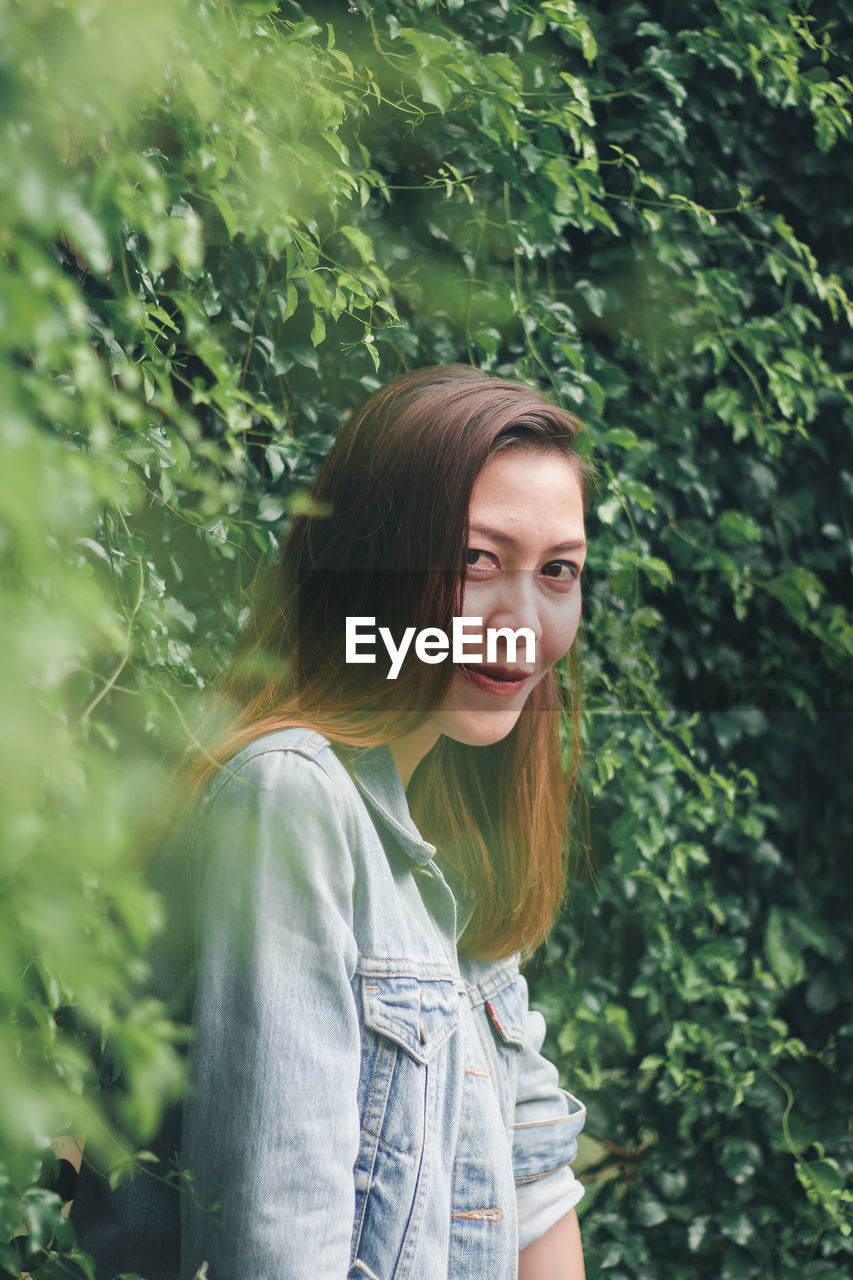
{"left": 356, "top": 972, "right": 459, "bottom": 1157}
{"left": 362, "top": 974, "right": 459, "bottom": 1064}
{"left": 482, "top": 977, "right": 527, "bottom": 1051}
{"left": 351, "top": 973, "right": 460, "bottom": 1276}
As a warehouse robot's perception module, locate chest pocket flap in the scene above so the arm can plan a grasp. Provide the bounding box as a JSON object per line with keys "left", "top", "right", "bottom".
{"left": 362, "top": 976, "right": 459, "bottom": 1065}
{"left": 483, "top": 979, "right": 527, "bottom": 1050}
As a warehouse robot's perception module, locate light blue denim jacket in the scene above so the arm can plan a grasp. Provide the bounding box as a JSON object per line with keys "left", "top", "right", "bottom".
{"left": 73, "top": 727, "right": 585, "bottom": 1279}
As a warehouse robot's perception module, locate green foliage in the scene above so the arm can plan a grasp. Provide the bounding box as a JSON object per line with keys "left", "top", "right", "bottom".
{"left": 1, "top": 0, "right": 851, "bottom": 1275}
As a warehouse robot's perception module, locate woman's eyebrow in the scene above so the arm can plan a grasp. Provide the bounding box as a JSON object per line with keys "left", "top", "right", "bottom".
{"left": 468, "top": 523, "right": 587, "bottom": 554}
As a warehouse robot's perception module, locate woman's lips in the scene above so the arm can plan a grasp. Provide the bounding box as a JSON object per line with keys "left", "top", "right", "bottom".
{"left": 462, "top": 666, "right": 531, "bottom": 698}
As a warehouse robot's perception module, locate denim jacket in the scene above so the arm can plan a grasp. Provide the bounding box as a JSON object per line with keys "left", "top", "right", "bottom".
{"left": 72, "top": 728, "right": 585, "bottom": 1279}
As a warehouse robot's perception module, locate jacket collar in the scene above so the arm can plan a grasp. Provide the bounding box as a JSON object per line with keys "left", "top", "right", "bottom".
{"left": 336, "top": 743, "right": 437, "bottom": 866}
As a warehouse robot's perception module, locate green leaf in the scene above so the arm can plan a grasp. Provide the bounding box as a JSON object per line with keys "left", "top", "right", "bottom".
{"left": 528, "top": 13, "right": 546, "bottom": 41}
{"left": 640, "top": 557, "right": 673, "bottom": 589}
{"left": 415, "top": 67, "right": 454, "bottom": 111}
{"left": 338, "top": 225, "right": 374, "bottom": 264}
{"left": 596, "top": 495, "right": 622, "bottom": 525}
{"left": 600, "top": 428, "right": 639, "bottom": 450}
{"left": 765, "top": 908, "right": 805, "bottom": 989}
{"left": 310, "top": 311, "right": 326, "bottom": 347}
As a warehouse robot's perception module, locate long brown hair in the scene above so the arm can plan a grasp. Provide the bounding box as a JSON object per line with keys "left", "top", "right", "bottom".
{"left": 200, "top": 365, "right": 590, "bottom": 960}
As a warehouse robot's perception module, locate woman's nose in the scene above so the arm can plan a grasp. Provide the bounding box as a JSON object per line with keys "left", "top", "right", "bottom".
{"left": 486, "top": 571, "right": 543, "bottom": 647}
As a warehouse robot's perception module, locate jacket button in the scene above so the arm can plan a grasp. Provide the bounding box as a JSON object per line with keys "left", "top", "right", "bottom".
{"left": 419, "top": 1017, "right": 428, "bottom": 1044}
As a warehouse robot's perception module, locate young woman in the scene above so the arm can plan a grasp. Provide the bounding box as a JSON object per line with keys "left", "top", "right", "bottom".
{"left": 72, "top": 365, "right": 590, "bottom": 1279}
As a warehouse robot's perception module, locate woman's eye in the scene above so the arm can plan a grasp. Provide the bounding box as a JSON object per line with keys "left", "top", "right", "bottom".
{"left": 540, "top": 559, "right": 580, "bottom": 585}
{"left": 466, "top": 548, "right": 499, "bottom": 573}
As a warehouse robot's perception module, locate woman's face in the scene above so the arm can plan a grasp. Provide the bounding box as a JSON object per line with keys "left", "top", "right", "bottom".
{"left": 432, "top": 446, "right": 586, "bottom": 748}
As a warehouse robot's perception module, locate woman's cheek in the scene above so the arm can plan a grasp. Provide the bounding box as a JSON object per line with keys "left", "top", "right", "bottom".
{"left": 458, "top": 578, "right": 496, "bottom": 621}
{"left": 542, "top": 591, "right": 582, "bottom": 666}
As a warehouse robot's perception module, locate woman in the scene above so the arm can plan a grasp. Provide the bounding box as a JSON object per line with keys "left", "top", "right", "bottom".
{"left": 73, "top": 365, "right": 590, "bottom": 1279}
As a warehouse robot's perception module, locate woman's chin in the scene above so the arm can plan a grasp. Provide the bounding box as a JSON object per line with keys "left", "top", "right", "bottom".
{"left": 438, "top": 706, "right": 523, "bottom": 748}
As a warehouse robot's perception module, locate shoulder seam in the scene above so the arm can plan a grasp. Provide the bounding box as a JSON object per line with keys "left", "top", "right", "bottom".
{"left": 201, "top": 736, "right": 360, "bottom": 846}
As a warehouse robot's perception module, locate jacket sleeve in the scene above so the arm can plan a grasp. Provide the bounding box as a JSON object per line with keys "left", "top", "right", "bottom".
{"left": 511, "top": 974, "right": 586, "bottom": 1252}
{"left": 181, "top": 747, "right": 361, "bottom": 1280}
